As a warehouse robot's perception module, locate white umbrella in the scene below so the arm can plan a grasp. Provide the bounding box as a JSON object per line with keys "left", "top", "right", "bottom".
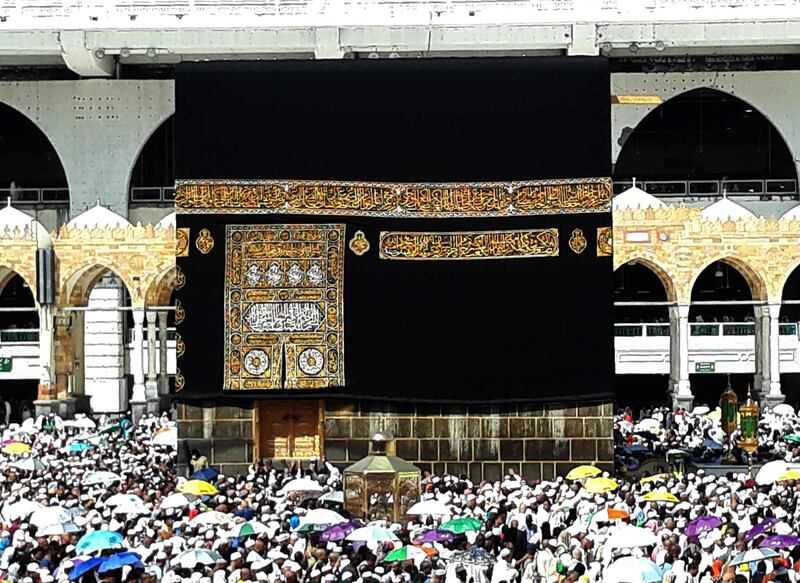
{"left": 3, "top": 500, "right": 44, "bottom": 521}
{"left": 30, "top": 506, "right": 73, "bottom": 528}
{"left": 74, "top": 417, "right": 96, "bottom": 429}
{"left": 346, "top": 526, "right": 400, "bottom": 543}
{"left": 727, "top": 548, "right": 780, "bottom": 567}
{"left": 278, "top": 477, "right": 324, "bottom": 496}
{"left": 176, "top": 549, "right": 223, "bottom": 569}
{"left": 160, "top": 492, "right": 196, "bottom": 509}
{"left": 692, "top": 406, "right": 710, "bottom": 416}
{"left": 319, "top": 491, "right": 344, "bottom": 504}
{"left": 114, "top": 500, "right": 150, "bottom": 516}
{"left": 605, "top": 525, "right": 658, "bottom": 550}
{"left": 152, "top": 427, "right": 177, "bottom": 447}
{"left": 756, "top": 460, "right": 789, "bottom": 486}
{"left": 299, "top": 508, "right": 346, "bottom": 527}
{"left": 106, "top": 493, "right": 144, "bottom": 508}
{"left": 83, "top": 471, "right": 122, "bottom": 486}
{"left": 10, "top": 458, "right": 46, "bottom": 472}
{"left": 633, "top": 419, "right": 661, "bottom": 432}
{"left": 603, "top": 557, "right": 663, "bottom": 583}
{"left": 773, "top": 404, "right": 796, "bottom": 417}
{"left": 406, "top": 500, "right": 452, "bottom": 516}
{"left": 36, "top": 522, "right": 82, "bottom": 537}
{"left": 190, "top": 511, "right": 232, "bottom": 526}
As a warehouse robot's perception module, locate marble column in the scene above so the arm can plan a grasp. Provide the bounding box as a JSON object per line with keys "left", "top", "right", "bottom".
{"left": 157, "top": 311, "right": 169, "bottom": 397}
{"left": 130, "top": 308, "right": 146, "bottom": 403}
{"left": 669, "top": 304, "right": 693, "bottom": 410}
{"left": 765, "top": 302, "right": 784, "bottom": 407}
{"left": 145, "top": 310, "right": 158, "bottom": 399}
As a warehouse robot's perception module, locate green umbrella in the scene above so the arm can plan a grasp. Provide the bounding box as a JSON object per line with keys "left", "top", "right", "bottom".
{"left": 440, "top": 517, "right": 483, "bottom": 534}
{"left": 784, "top": 435, "right": 800, "bottom": 443}
{"left": 383, "top": 546, "right": 429, "bottom": 563}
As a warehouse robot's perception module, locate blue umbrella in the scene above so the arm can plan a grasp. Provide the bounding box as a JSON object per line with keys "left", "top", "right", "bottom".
{"left": 625, "top": 445, "right": 649, "bottom": 454}
{"left": 76, "top": 530, "right": 124, "bottom": 554}
{"left": 702, "top": 439, "right": 724, "bottom": 451}
{"left": 190, "top": 468, "right": 220, "bottom": 482}
{"left": 99, "top": 551, "right": 143, "bottom": 573}
{"left": 68, "top": 557, "right": 104, "bottom": 580}
{"left": 68, "top": 442, "right": 92, "bottom": 453}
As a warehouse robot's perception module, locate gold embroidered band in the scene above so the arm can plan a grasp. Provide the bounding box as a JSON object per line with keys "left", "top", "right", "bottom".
{"left": 379, "top": 229, "right": 559, "bottom": 260}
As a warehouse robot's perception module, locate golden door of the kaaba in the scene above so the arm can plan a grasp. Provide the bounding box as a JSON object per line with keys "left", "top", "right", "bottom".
{"left": 256, "top": 401, "right": 322, "bottom": 460}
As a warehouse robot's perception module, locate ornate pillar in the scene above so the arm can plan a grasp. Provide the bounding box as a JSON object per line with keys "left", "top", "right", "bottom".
{"left": 130, "top": 308, "right": 147, "bottom": 403}
{"left": 669, "top": 304, "right": 692, "bottom": 410}
{"left": 765, "top": 302, "right": 784, "bottom": 407}
{"left": 754, "top": 305, "right": 767, "bottom": 394}
{"left": 145, "top": 309, "right": 158, "bottom": 400}
{"left": 157, "top": 311, "right": 169, "bottom": 397}
{"left": 37, "top": 304, "right": 54, "bottom": 398}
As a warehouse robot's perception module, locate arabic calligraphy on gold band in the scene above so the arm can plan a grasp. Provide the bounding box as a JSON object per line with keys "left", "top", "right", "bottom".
{"left": 176, "top": 178, "right": 611, "bottom": 217}
{"left": 379, "top": 229, "right": 559, "bottom": 261}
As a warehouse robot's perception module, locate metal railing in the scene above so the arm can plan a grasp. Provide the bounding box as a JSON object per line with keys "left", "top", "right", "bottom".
{"left": 613, "top": 179, "right": 798, "bottom": 200}
{"left": 614, "top": 322, "right": 799, "bottom": 337}
{"left": 0, "top": 188, "right": 69, "bottom": 205}
{"left": 130, "top": 186, "right": 176, "bottom": 203}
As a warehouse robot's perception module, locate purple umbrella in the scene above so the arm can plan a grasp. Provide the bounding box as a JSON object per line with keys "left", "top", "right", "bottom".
{"left": 415, "top": 530, "right": 457, "bottom": 543}
{"left": 745, "top": 518, "right": 779, "bottom": 542}
{"left": 320, "top": 522, "right": 357, "bottom": 542}
{"left": 759, "top": 535, "right": 800, "bottom": 550}
{"left": 685, "top": 516, "right": 723, "bottom": 538}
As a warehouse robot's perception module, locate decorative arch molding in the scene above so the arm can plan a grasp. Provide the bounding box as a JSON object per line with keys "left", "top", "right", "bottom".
{"left": 612, "top": 253, "right": 677, "bottom": 302}
{"left": 688, "top": 256, "right": 768, "bottom": 304}
{"left": 611, "top": 71, "right": 800, "bottom": 182}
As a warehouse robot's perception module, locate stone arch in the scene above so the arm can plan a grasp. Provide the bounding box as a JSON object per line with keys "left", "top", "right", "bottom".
{"left": 126, "top": 112, "right": 175, "bottom": 201}
{"left": 0, "top": 268, "right": 39, "bottom": 329}
{"left": 613, "top": 253, "right": 677, "bottom": 302}
{"left": 615, "top": 87, "right": 797, "bottom": 183}
{"left": 144, "top": 265, "right": 176, "bottom": 307}
{"left": 0, "top": 101, "right": 68, "bottom": 194}
{"left": 61, "top": 262, "right": 137, "bottom": 308}
{"left": 689, "top": 256, "right": 768, "bottom": 304}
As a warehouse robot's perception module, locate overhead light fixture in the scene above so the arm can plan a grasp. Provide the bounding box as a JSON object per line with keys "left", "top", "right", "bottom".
{"left": 628, "top": 42, "right": 639, "bottom": 54}
{"left": 715, "top": 263, "right": 724, "bottom": 278}
{"left": 627, "top": 260, "right": 636, "bottom": 266}
{"left": 600, "top": 42, "right": 612, "bottom": 52}
{"left": 146, "top": 48, "right": 157, "bottom": 58}
{"left": 94, "top": 48, "right": 106, "bottom": 59}
{"left": 655, "top": 41, "right": 666, "bottom": 51}
{"left": 120, "top": 48, "right": 131, "bottom": 58}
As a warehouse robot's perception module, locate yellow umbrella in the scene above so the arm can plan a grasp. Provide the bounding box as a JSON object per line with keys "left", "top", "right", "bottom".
{"left": 566, "top": 465, "right": 602, "bottom": 480}
{"left": 706, "top": 410, "right": 741, "bottom": 423}
{"left": 584, "top": 477, "right": 618, "bottom": 494}
{"left": 640, "top": 473, "right": 670, "bottom": 484}
{"left": 642, "top": 491, "right": 679, "bottom": 503}
{"left": 178, "top": 480, "right": 218, "bottom": 496}
{"left": 778, "top": 470, "right": 800, "bottom": 482}
{"left": 2, "top": 443, "right": 31, "bottom": 455}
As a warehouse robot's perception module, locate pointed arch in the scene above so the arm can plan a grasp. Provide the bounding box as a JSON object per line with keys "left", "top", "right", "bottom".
{"left": 613, "top": 254, "right": 677, "bottom": 302}
{"left": 689, "top": 256, "right": 768, "bottom": 303}
{"left": 614, "top": 87, "right": 797, "bottom": 184}
{"left": 61, "top": 263, "right": 136, "bottom": 308}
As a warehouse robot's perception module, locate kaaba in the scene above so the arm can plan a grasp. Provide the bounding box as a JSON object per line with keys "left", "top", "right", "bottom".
{"left": 175, "top": 58, "right": 615, "bottom": 480}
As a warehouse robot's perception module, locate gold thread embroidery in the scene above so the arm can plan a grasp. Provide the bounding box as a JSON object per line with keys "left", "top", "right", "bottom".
{"left": 176, "top": 178, "right": 611, "bottom": 216}
{"left": 569, "top": 228, "right": 587, "bottom": 254}
{"left": 176, "top": 228, "right": 190, "bottom": 257}
{"left": 349, "top": 230, "right": 370, "bottom": 256}
{"left": 195, "top": 228, "right": 214, "bottom": 254}
{"left": 224, "top": 224, "right": 345, "bottom": 391}
{"left": 379, "top": 229, "right": 559, "bottom": 260}
{"left": 597, "top": 226, "right": 613, "bottom": 256}
{"left": 175, "top": 369, "right": 184, "bottom": 391}
{"left": 176, "top": 333, "right": 185, "bottom": 358}
{"left": 175, "top": 299, "right": 185, "bottom": 325}
{"left": 175, "top": 265, "right": 185, "bottom": 290}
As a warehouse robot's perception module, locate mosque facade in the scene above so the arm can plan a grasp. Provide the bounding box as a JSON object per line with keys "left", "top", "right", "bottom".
{"left": 0, "top": 0, "right": 796, "bottom": 476}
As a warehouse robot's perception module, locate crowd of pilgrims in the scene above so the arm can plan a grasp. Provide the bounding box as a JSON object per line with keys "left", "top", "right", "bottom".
{"left": 1, "top": 406, "right": 800, "bottom": 583}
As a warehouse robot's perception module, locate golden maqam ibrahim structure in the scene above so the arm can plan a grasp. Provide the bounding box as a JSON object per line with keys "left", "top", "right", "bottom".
{"left": 0, "top": 199, "right": 175, "bottom": 418}
{"left": 613, "top": 185, "right": 800, "bottom": 409}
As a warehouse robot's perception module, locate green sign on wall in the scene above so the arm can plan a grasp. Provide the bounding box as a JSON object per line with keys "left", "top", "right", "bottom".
{"left": 0, "top": 358, "right": 12, "bottom": 372}
{"left": 695, "top": 362, "right": 715, "bottom": 373}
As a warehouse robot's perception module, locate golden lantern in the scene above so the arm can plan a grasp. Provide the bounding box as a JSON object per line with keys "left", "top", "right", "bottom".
{"left": 720, "top": 377, "right": 738, "bottom": 464}
{"left": 738, "top": 385, "right": 760, "bottom": 477}
{"left": 344, "top": 433, "right": 421, "bottom": 522}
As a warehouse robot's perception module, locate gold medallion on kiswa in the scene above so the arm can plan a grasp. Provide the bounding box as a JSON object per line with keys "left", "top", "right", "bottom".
{"left": 176, "top": 178, "right": 611, "bottom": 216}
{"left": 379, "top": 229, "right": 559, "bottom": 260}
{"left": 224, "top": 224, "right": 345, "bottom": 391}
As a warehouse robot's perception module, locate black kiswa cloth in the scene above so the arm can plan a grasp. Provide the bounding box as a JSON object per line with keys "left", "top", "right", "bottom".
{"left": 175, "top": 211, "right": 613, "bottom": 404}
